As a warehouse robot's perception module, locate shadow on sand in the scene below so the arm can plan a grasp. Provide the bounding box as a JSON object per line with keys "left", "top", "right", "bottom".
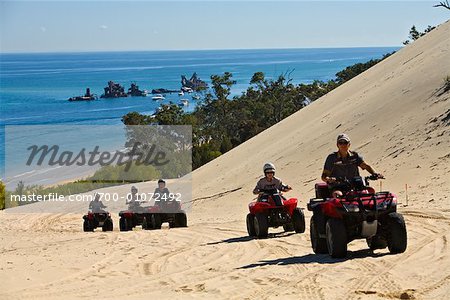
{"left": 205, "top": 232, "right": 297, "bottom": 246}
{"left": 238, "top": 249, "right": 392, "bottom": 268}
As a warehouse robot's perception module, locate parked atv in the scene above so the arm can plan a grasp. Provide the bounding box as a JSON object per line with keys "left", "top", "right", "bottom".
{"left": 308, "top": 175, "right": 407, "bottom": 258}
{"left": 83, "top": 210, "right": 113, "bottom": 232}
{"left": 246, "top": 188, "right": 305, "bottom": 238}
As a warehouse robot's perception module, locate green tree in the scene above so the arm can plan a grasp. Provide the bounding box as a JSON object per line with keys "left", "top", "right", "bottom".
{"left": 153, "top": 104, "right": 185, "bottom": 125}
{"left": 15, "top": 181, "right": 25, "bottom": 196}
{"left": 0, "top": 181, "right": 5, "bottom": 210}
{"left": 121, "top": 111, "right": 152, "bottom": 125}
{"left": 403, "top": 25, "right": 436, "bottom": 45}
{"left": 210, "top": 72, "right": 236, "bottom": 100}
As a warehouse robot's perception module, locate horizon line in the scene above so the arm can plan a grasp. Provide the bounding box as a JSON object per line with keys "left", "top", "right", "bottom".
{"left": 0, "top": 45, "right": 402, "bottom": 55}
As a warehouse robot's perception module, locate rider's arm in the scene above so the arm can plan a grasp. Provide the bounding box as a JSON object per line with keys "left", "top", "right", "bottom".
{"left": 253, "top": 180, "right": 261, "bottom": 195}
{"left": 359, "top": 161, "right": 382, "bottom": 177}
{"left": 322, "top": 154, "right": 336, "bottom": 183}
{"left": 278, "top": 180, "right": 291, "bottom": 192}
{"left": 281, "top": 185, "right": 292, "bottom": 192}
{"left": 321, "top": 169, "right": 336, "bottom": 183}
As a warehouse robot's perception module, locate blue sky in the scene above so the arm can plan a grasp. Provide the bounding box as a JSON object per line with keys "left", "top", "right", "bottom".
{"left": 0, "top": 1, "right": 448, "bottom": 53}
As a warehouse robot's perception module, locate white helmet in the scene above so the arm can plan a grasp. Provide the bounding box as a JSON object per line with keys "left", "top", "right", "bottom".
{"left": 263, "top": 162, "right": 276, "bottom": 173}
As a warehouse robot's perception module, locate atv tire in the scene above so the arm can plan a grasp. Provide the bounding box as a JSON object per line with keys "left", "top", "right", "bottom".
{"left": 254, "top": 213, "right": 268, "bottom": 238}
{"left": 310, "top": 216, "right": 327, "bottom": 254}
{"left": 247, "top": 213, "right": 257, "bottom": 236}
{"left": 83, "top": 220, "right": 93, "bottom": 232}
{"left": 175, "top": 213, "right": 188, "bottom": 228}
{"left": 151, "top": 214, "right": 162, "bottom": 230}
{"left": 142, "top": 216, "right": 152, "bottom": 230}
{"left": 102, "top": 219, "right": 113, "bottom": 232}
{"left": 366, "top": 235, "right": 387, "bottom": 250}
{"left": 326, "top": 218, "right": 348, "bottom": 258}
{"left": 119, "top": 217, "right": 130, "bottom": 232}
{"left": 292, "top": 208, "right": 306, "bottom": 233}
{"left": 283, "top": 223, "right": 295, "bottom": 232}
{"left": 386, "top": 212, "right": 407, "bottom": 254}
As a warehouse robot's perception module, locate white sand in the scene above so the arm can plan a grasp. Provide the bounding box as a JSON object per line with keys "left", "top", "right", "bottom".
{"left": 1, "top": 20, "right": 449, "bottom": 299}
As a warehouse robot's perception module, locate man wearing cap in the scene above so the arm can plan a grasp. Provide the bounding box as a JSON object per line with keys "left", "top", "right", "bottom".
{"left": 321, "top": 133, "right": 382, "bottom": 197}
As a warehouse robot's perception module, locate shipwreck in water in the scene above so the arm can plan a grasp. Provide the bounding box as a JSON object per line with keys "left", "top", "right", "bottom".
{"left": 68, "top": 88, "right": 97, "bottom": 102}
{"left": 101, "top": 81, "right": 128, "bottom": 98}
{"left": 127, "top": 83, "right": 147, "bottom": 97}
{"left": 181, "top": 72, "right": 207, "bottom": 91}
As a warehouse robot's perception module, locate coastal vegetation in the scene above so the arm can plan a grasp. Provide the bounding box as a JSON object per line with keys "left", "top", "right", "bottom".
{"left": 0, "top": 181, "right": 5, "bottom": 210}
{"left": 403, "top": 25, "right": 436, "bottom": 45}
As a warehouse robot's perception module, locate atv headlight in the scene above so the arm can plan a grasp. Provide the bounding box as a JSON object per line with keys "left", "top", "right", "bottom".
{"left": 342, "top": 203, "right": 360, "bottom": 212}
{"left": 391, "top": 197, "right": 397, "bottom": 206}
{"left": 377, "top": 201, "right": 388, "bottom": 210}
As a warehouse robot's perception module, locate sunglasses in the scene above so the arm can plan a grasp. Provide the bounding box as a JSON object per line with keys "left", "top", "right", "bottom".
{"left": 265, "top": 171, "right": 275, "bottom": 175}
{"left": 338, "top": 141, "right": 349, "bottom": 145}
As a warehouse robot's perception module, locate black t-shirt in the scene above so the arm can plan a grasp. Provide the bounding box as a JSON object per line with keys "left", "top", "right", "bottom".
{"left": 324, "top": 151, "right": 364, "bottom": 179}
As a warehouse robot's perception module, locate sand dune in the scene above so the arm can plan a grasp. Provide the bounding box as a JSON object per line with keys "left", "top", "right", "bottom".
{"left": 1, "top": 21, "right": 450, "bottom": 299}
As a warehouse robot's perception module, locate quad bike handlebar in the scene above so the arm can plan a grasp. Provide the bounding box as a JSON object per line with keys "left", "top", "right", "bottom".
{"left": 258, "top": 185, "right": 291, "bottom": 195}
{"left": 365, "top": 174, "right": 384, "bottom": 181}
{"left": 330, "top": 174, "right": 384, "bottom": 186}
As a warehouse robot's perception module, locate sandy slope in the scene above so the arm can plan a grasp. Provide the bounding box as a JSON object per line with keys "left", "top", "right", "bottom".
{"left": 1, "top": 21, "right": 449, "bottom": 299}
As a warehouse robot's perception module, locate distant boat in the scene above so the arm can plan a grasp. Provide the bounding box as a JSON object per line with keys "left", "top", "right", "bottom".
{"left": 178, "top": 91, "right": 184, "bottom": 96}
{"left": 192, "top": 94, "right": 200, "bottom": 100}
{"left": 180, "top": 99, "right": 189, "bottom": 106}
{"left": 152, "top": 94, "right": 165, "bottom": 101}
{"left": 181, "top": 86, "right": 193, "bottom": 93}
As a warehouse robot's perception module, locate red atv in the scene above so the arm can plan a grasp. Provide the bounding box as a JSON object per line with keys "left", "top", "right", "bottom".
{"left": 118, "top": 205, "right": 147, "bottom": 231}
{"left": 145, "top": 200, "right": 188, "bottom": 230}
{"left": 308, "top": 175, "right": 407, "bottom": 258}
{"left": 246, "top": 188, "right": 305, "bottom": 238}
{"left": 83, "top": 210, "right": 113, "bottom": 232}
{"left": 119, "top": 201, "right": 187, "bottom": 231}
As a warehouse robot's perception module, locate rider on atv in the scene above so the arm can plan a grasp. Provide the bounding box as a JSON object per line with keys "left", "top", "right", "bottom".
{"left": 321, "top": 134, "right": 383, "bottom": 198}
{"left": 153, "top": 179, "right": 172, "bottom": 209}
{"left": 126, "top": 186, "right": 142, "bottom": 212}
{"left": 89, "top": 193, "right": 107, "bottom": 213}
{"left": 253, "top": 162, "right": 292, "bottom": 205}
{"left": 154, "top": 179, "right": 170, "bottom": 201}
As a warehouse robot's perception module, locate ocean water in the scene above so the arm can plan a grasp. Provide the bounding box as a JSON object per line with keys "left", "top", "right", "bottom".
{"left": 0, "top": 47, "right": 399, "bottom": 182}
